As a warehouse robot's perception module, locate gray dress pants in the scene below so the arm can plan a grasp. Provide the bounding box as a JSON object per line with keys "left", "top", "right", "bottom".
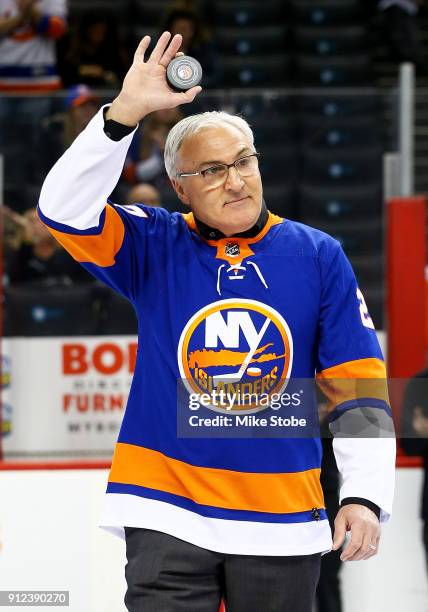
{"left": 124, "top": 527, "right": 321, "bottom": 612}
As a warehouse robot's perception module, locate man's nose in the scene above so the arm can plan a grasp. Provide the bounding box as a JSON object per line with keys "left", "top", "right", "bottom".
{"left": 224, "top": 166, "right": 244, "bottom": 190}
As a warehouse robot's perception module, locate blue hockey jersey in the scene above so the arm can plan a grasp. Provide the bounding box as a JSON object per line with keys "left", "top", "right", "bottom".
{"left": 38, "top": 107, "right": 395, "bottom": 555}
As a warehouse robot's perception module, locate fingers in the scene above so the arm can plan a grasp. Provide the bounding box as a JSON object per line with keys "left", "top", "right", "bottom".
{"left": 133, "top": 31, "right": 181, "bottom": 66}
{"left": 158, "top": 34, "right": 183, "bottom": 67}
{"left": 176, "top": 86, "right": 203, "bottom": 104}
{"left": 149, "top": 31, "right": 172, "bottom": 64}
{"left": 351, "top": 530, "right": 373, "bottom": 561}
{"left": 133, "top": 35, "right": 151, "bottom": 64}
{"left": 332, "top": 515, "right": 346, "bottom": 551}
{"left": 340, "top": 525, "right": 364, "bottom": 561}
{"left": 361, "top": 534, "right": 380, "bottom": 561}
{"left": 340, "top": 524, "right": 380, "bottom": 562}
{"left": 181, "top": 85, "right": 202, "bottom": 104}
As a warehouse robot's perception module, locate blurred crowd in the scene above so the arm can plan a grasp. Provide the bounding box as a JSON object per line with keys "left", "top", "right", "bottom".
{"left": 1, "top": 78, "right": 167, "bottom": 288}
{"left": 0, "top": 0, "right": 223, "bottom": 287}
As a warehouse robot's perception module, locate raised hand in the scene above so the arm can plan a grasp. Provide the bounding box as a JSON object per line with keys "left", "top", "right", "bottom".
{"left": 106, "top": 32, "right": 202, "bottom": 126}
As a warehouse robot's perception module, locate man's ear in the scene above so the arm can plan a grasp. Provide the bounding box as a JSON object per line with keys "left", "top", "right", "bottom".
{"left": 171, "top": 178, "right": 190, "bottom": 206}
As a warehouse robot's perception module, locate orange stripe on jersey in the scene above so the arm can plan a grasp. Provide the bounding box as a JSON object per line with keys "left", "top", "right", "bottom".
{"left": 46, "top": 204, "right": 125, "bottom": 267}
{"left": 46, "top": 16, "right": 66, "bottom": 39}
{"left": 317, "top": 357, "right": 386, "bottom": 380}
{"left": 109, "top": 443, "right": 325, "bottom": 514}
{"left": 316, "top": 357, "right": 389, "bottom": 411}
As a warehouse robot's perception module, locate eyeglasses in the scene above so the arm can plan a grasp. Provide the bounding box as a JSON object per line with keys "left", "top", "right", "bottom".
{"left": 176, "top": 153, "right": 260, "bottom": 189}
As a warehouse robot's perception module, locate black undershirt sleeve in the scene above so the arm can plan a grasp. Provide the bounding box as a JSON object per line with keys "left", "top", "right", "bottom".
{"left": 341, "top": 497, "right": 381, "bottom": 520}
{"left": 103, "top": 107, "right": 137, "bottom": 141}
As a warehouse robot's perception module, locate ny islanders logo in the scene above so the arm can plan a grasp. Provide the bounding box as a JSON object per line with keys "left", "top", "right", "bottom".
{"left": 178, "top": 299, "right": 293, "bottom": 413}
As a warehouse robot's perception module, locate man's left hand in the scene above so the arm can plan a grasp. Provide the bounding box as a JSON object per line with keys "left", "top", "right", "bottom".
{"left": 332, "top": 504, "right": 380, "bottom": 561}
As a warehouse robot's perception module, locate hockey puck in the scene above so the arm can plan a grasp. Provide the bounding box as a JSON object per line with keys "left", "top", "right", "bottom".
{"left": 246, "top": 367, "right": 262, "bottom": 377}
{"left": 167, "top": 56, "right": 202, "bottom": 92}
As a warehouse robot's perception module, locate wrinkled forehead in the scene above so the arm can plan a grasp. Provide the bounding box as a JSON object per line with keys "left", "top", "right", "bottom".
{"left": 178, "top": 125, "right": 253, "bottom": 169}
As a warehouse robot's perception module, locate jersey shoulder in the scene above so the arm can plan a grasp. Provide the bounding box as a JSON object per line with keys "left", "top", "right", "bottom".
{"left": 110, "top": 203, "right": 188, "bottom": 237}
{"left": 275, "top": 218, "right": 341, "bottom": 264}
